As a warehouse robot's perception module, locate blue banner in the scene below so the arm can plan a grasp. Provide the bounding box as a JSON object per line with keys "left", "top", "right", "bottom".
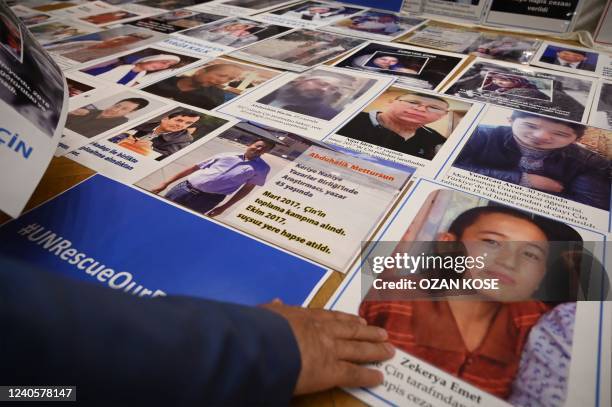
{"left": 0, "top": 175, "right": 327, "bottom": 306}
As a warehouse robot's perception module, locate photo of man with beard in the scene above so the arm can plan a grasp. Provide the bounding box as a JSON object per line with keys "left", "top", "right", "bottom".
{"left": 257, "top": 71, "right": 357, "bottom": 120}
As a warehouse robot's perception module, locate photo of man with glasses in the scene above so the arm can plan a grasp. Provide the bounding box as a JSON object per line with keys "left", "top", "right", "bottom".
{"left": 338, "top": 90, "right": 452, "bottom": 160}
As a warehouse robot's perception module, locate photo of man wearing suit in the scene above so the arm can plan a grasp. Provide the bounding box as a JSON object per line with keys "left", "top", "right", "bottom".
{"left": 539, "top": 46, "right": 598, "bottom": 72}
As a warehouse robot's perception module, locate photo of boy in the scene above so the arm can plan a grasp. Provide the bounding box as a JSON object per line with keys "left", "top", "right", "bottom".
{"left": 453, "top": 109, "right": 611, "bottom": 210}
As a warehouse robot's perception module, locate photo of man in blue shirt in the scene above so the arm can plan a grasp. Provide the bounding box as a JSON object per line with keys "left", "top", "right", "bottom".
{"left": 151, "top": 138, "right": 275, "bottom": 216}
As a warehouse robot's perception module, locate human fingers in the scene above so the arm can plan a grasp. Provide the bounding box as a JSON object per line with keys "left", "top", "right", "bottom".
{"left": 334, "top": 361, "right": 384, "bottom": 389}
{"left": 329, "top": 321, "right": 388, "bottom": 341}
{"left": 307, "top": 308, "right": 367, "bottom": 325}
{"left": 335, "top": 339, "right": 395, "bottom": 363}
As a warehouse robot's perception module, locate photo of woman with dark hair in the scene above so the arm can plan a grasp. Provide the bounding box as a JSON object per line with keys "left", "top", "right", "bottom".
{"left": 481, "top": 72, "right": 550, "bottom": 100}
{"left": 360, "top": 190, "right": 589, "bottom": 401}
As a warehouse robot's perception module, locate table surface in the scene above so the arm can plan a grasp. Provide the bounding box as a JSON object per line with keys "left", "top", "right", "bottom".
{"left": 0, "top": 22, "right": 587, "bottom": 406}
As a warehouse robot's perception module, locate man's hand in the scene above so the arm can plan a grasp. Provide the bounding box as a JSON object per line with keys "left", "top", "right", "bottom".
{"left": 261, "top": 300, "right": 394, "bottom": 395}
{"left": 524, "top": 174, "right": 564, "bottom": 193}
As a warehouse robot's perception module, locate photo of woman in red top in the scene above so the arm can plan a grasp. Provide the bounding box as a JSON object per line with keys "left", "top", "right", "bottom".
{"left": 360, "top": 191, "right": 583, "bottom": 400}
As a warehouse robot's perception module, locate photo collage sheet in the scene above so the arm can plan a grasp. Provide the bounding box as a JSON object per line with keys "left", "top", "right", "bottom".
{"left": 4, "top": 0, "right": 611, "bottom": 406}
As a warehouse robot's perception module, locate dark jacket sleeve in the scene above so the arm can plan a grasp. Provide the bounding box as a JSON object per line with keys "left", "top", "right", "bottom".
{"left": 565, "top": 164, "right": 611, "bottom": 211}
{"left": 453, "top": 127, "right": 523, "bottom": 184}
{"left": 0, "top": 257, "right": 301, "bottom": 406}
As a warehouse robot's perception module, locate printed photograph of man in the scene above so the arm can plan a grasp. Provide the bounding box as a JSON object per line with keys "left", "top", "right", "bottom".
{"left": 445, "top": 61, "right": 592, "bottom": 122}
{"left": 338, "top": 88, "right": 470, "bottom": 160}
{"left": 45, "top": 26, "right": 160, "bottom": 63}
{"left": 440, "top": 0, "right": 480, "bottom": 3}
{"left": 272, "top": 2, "right": 361, "bottom": 21}
{"left": 80, "top": 10, "right": 138, "bottom": 26}
{"left": 143, "top": 60, "right": 278, "bottom": 111}
{"left": 464, "top": 34, "right": 539, "bottom": 64}
{"left": 29, "top": 21, "right": 95, "bottom": 46}
{"left": 344, "top": 12, "right": 402, "bottom": 34}
{"left": 128, "top": 10, "right": 225, "bottom": 34}
{"left": 27, "top": 1, "right": 78, "bottom": 12}
{"left": 150, "top": 138, "right": 275, "bottom": 216}
{"left": 11, "top": 5, "right": 52, "bottom": 26}
{"left": 453, "top": 108, "right": 611, "bottom": 210}
{"left": 335, "top": 43, "right": 464, "bottom": 91}
{"left": 0, "top": 10, "right": 23, "bottom": 62}
{"left": 360, "top": 188, "right": 584, "bottom": 401}
{"left": 66, "top": 96, "right": 154, "bottom": 139}
{"left": 328, "top": 11, "right": 425, "bottom": 40}
{"left": 539, "top": 45, "right": 598, "bottom": 72}
{"left": 136, "top": 0, "right": 204, "bottom": 8}
{"left": 108, "top": 108, "right": 227, "bottom": 160}
{"left": 81, "top": 48, "right": 197, "bottom": 87}
{"left": 235, "top": 29, "right": 365, "bottom": 69}
{"left": 364, "top": 52, "right": 427, "bottom": 74}
{"left": 480, "top": 72, "right": 552, "bottom": 101}
{"left": 590, "top": 82, "right": 612, "bottom": 130}
{"left": 257, "top": 69, "right": 373, "bottom": 121}
{"left": 180, "top": 18, "right": 290, "bottom": 48}
{"left": 67, "top": 78, "right": 94, "bottom": 98}
{"left": 137, "top": 122, "right": 340, "bottom": 221}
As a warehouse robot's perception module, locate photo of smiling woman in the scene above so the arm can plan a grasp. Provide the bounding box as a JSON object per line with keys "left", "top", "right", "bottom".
{"left": 360, "top": 188, "right": 589, "bottom": 403}
{"left": 453, "top": 107, "right": 612, "bottom": 211}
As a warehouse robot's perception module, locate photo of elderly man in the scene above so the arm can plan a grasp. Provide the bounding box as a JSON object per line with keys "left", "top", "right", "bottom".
{"left": 151, "top": 138, "right": 275, "bottom": 216}
{"left": 338, "top": 89, "right": 467, "bottom": 160}
{"left": 258, "top": 70, "right": 368, "bottom": 120}
{"left": 454, "top": 108, "right": 611, "bottom": 210}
